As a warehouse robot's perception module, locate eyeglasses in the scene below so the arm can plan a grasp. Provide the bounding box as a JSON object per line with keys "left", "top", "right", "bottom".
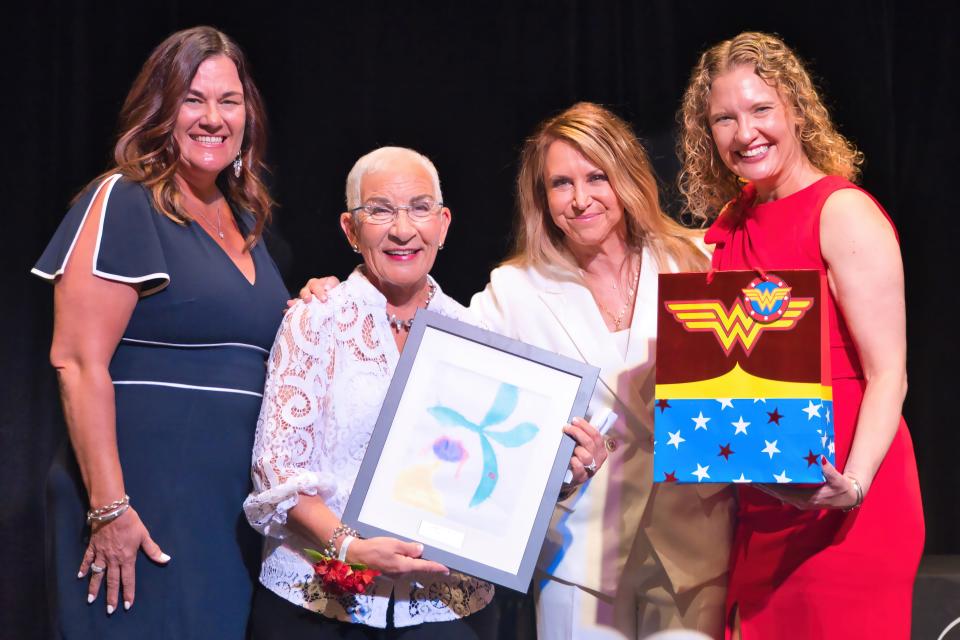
{"left": 349, "top": 198, "right": 444, "bottom": 225}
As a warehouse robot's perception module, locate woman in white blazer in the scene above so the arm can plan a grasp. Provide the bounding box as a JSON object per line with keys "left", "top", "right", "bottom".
{"left": 301, "top": 103, "right": 734, "bottom": 639}
{"left": 467, "top": 103, "right": 734, "bottom": 640}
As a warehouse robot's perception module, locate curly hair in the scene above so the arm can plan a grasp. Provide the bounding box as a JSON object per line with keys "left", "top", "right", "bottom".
{"left": 677, "top": 31, "right": 863, "bottom": 221}
{"left": 80, "top": 26, "right": 273, "bottom": 246}
{"left": 506, "top": 102, "right": 708, "bottom": 276}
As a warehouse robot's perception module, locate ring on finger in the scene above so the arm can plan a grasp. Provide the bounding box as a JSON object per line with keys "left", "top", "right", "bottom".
{"left": 584, "top": 459, "right": 598, "bottom": 476}
{"left": 90, "top": 563, "right": 105, "bottom": 574}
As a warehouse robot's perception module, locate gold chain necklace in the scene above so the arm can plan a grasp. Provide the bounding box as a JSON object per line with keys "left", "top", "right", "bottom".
{"left": 591, "top": 255, "right": 641, "bottom": 330}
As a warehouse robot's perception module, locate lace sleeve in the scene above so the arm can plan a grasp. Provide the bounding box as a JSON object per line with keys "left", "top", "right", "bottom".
{"left": 244, "top": 300, "right": 339, "bottom": 538}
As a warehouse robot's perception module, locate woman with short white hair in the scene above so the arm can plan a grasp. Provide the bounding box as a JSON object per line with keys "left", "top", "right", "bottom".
{"left": 245, "top": 146, "right": 604, "bottom": 638}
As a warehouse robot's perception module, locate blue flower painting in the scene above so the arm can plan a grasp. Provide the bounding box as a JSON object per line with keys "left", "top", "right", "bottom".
{"left": 428, "top": 383, "right": 540, "bottom": 507}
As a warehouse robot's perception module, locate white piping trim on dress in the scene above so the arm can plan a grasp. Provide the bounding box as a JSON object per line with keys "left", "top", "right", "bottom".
{"left": 121, "top": 338, "right": 269, "bottom": 354}
{"left": 31, "top": 174, "right": 122, "bottom": 280}
{"left": 32, "top": 174, "right": 172, "bottom": 295}
{"left": 113, "top": 380, "right": 263, "bottom": 397}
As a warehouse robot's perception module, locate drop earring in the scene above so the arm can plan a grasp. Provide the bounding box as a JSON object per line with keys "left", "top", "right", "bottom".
{"left": 233, "top": 153, "right": 243, "bottom": 178}
{"left": 352, "top": 244, "right": 361, "bottom": 254}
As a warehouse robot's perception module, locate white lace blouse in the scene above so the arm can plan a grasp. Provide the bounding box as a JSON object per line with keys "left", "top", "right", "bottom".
{"left": 243, "top": 269, "right": 494, "bottom": 628}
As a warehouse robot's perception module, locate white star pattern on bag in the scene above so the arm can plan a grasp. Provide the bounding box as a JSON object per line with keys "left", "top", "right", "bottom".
{"left": 691, "top": 412, "right": 711, "bottom": 430}
{"left": 762, "top": 440, "right": 781, "bottom": 458}
{"left": 732, "top": 416, "right": 750, "bottom": 435}
{"left": 692, "top": 463, "right": 710, "bottom": 482}
{"left": 667, "top": 430, "right": 686, "bottom": 449}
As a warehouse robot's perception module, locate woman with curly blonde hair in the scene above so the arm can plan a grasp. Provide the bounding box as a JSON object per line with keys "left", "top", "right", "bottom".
{"left": 678, "top": 31, "right": 923, "bottom": 638}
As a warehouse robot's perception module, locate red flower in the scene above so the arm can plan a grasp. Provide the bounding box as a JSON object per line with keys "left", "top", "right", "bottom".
{"left": 306, "top": 549, "right": 380, "bottom": 596}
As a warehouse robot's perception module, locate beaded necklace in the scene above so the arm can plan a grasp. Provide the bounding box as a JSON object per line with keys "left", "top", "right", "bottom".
{"left": 386, "top": 282, "right": 437, "bottom": 331}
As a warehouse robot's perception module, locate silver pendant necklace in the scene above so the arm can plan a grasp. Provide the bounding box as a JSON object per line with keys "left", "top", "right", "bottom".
{"left": 387, "top": 283, "right": 437, "bottom": 331}
{"left": 195, "top": 203, "right": 224, "bottom": 239}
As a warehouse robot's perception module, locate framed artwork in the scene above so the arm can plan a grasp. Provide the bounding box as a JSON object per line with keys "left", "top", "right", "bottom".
{"left": 342, "top": 309, "right": 599, "bottom": 591}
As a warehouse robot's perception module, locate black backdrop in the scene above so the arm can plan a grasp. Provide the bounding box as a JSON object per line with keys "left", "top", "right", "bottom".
{"left": 3, "top": 1, "right": 957, "bottom": 637}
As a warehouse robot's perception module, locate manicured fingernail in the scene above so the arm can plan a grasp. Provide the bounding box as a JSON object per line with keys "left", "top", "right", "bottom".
{"left": 821, "top": 456, "right": 827, "bottom": 465}
{"left": 159, "top": 553, "right": 171, "bottom": 563}
{"left": 417, "top": 544, "right": 424, "bottom": 553}
{"left": 77, "top": 571, "right": 84, "bottom": 579}
{"left": 124, "top": 601, "right": 132, "bottom": 611}
{"left": 87, "top": 594, "right": 95, "bottom": 604}
{"left": 107, "top": 604, "right": 115, "bottom": 615}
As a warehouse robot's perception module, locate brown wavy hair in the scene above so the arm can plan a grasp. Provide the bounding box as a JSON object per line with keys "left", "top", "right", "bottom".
{"left": 677, "top": 31, "right": 863, "bottom": 221}
{"left": 82, "top": 26, "right": 273, "bottom": 246}
{"left": 506, "top": 102, "right": 708, "bottom": 277}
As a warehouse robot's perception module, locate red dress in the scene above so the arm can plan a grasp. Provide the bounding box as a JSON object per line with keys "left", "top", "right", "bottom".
{"left": 705, "top": 176, "right": 924, "bottom": 639}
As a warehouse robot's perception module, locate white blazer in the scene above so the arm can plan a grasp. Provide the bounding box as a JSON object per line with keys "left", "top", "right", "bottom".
{"left": 469, "top": 246, "right": 734, "bottom": 596}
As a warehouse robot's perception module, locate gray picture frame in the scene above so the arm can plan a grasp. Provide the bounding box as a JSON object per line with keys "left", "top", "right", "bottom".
{"left": 342, "top": 309, "right": 599, "bottom": 592}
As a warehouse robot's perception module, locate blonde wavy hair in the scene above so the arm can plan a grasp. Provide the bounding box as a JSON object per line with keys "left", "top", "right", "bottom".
{"left": 677, "top": 31, "right": 864, "bottom": 221}
{"left": 506, "top": 102, "right": 708, "bottom": 277}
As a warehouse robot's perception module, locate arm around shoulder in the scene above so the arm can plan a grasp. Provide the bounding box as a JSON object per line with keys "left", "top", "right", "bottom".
{"left": 468, "top": 265, "right": 530, "bottom": 333}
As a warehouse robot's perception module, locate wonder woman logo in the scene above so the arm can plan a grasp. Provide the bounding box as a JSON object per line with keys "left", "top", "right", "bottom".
{"left": 742, "top": 275, "right": 792, "bottom": 322}
{"left": 665, "top": 274, "right": 814, "bottom": 355}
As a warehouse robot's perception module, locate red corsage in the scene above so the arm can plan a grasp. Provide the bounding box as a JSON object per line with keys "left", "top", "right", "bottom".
{"left": 304, "top": 548, "right": 380, "bottom": 596}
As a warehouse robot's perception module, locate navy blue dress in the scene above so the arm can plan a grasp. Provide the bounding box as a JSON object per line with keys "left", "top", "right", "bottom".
{"left": 33, "top": 174, "right": 289, "bottom": 638}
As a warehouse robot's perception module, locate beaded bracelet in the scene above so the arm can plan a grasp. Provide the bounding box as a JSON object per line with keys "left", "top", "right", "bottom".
{"left": 326, "top": 524, "right": 359, "bottom": 557}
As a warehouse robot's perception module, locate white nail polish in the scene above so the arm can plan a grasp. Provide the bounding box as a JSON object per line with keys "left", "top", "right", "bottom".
{"left": 107, "top": 604, "right": 115, "bottom": 615}
{"left": 124, "top": 601, "right": 132, "bottom": 611}
{"left": 159, "top": 553, "right": 171, "bottom": 562}
{"left": 87, "top": 594, "right": 95, "bottom": 604}
{"left": 77, "top": 571, "right": 84, "bottom": 579}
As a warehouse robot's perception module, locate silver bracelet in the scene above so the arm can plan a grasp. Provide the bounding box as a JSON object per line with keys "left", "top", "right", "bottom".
{"left": 87, "top": 503, "right": 130, "bottom": 525}
{"left": 338, "top": 535, "right": 355, "bottom": 563}
{"left": 86, "top": 495, "right": 131, "bottom": 525}
{"left": 843, "top": 477, "right": 864, "bottom": 512}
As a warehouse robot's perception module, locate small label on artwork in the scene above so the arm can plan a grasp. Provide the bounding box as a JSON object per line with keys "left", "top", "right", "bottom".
{"left": 418, "top": 520, "right": 466, "bottom": 549}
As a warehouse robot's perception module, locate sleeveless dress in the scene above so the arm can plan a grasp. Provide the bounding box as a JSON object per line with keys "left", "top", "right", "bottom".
{"left": 33, "top": 174, "right": 289, "bottom": 638}
{"left": 704, "top": 176, "right": 924, "bottom": 639}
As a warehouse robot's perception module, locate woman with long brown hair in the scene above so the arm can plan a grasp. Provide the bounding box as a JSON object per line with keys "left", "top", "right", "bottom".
{"left": 33, "top": 26, "right": 288, "bottom": 638}
{"left": 678, "top": 31, "right": 923, "bottom": 638}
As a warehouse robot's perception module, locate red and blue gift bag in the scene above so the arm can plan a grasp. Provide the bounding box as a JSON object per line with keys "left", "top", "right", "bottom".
{"left": 653, "top": 270, "right": 834, "bottom": 484}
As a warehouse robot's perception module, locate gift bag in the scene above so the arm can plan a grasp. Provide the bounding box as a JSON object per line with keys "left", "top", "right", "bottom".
{"left": 653, "top": 270, "right": 834, "bottom": 484}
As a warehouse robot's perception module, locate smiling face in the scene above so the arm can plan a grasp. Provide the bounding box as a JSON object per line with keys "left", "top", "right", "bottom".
{"left": 339, "top": 157, "right": 450, "bottom": 297}
{"left": 173, "top": 55, "right": 245, "bottom": 182}
{"left": 543, "top": 139, "right": 626, "bottom": 254}
{"left": 707, "top": 64, "right": 809, "bottom": 195}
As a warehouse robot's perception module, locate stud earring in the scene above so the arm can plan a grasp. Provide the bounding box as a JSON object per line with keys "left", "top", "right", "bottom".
{"left": 233, "top": 153, "right": 243, "bottom": 178}
{"left": 351, "top": 244, "right": 361, "bottom": 254}
{"left": 438, "top": 243, "right": 445, "bottom": 251}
